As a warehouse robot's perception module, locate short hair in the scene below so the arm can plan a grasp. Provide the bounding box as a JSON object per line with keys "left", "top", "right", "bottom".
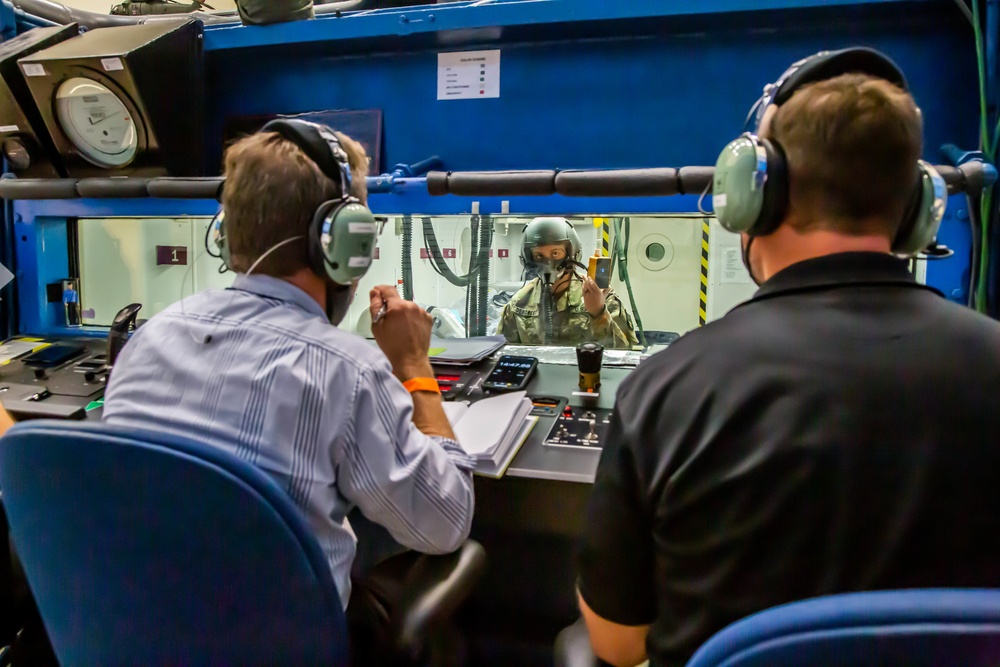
{"left": 221, "top": 129, "right": 369, "bottom": 276}
{"left": 770, "top": 73, "right": 923, "bottom": 236}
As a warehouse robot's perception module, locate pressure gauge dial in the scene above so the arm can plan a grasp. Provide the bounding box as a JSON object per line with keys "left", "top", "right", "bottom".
{"left": 54, "top": 76, "right": 137, "bottom": 168}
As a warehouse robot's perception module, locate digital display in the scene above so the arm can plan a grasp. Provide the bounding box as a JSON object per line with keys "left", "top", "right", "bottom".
{"left": 486, "top": 356, "right": 536, "bottom": 387}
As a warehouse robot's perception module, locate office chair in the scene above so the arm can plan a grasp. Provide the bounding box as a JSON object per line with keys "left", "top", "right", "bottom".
{"left": 685, "top": 589, "right": 1000, "bottom": 666}
{"left": 556, "top": 589, "right": 1000, "bottom": 667}
{"left": 0, "top": 420, "right": 485, "bottom": 666}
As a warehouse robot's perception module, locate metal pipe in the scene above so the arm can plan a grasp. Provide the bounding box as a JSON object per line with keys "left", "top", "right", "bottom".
{"left": 0, "top": 162, "right": 992, "bottom": 201}
{"left": 11, "top": 0, "right": 367, "bottom": 29}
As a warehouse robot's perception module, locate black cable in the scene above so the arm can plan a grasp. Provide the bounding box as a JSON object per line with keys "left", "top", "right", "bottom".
{"left": 422, "top": 217, "right": 474, "bottom": 287}
{"left": 988, "top": 188, "right": 1000, "bottom": 317}
{"left": 474, "top": 215, "right": 492, "bottom": 336}
{"left": 541, "top": 277, "right": 554, "bottom": 345}
{"left": 951, "top": 0, "right": 975, "bottom": 26}
{"left": 465, "top": 215, "right": 481, "bottom": 336}
{"left": 614, "top": 217, "right": 647, "bottom": 347}
{"left": 968, "top": 194, "right": 982, "bottom": 307}
{"left": 401, "top": 215, "right": 413, "bottom": 300}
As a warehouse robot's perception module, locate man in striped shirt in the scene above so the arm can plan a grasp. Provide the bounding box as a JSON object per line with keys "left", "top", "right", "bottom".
{"left": 103, "top": 125, "right": 475, "bottom": 665}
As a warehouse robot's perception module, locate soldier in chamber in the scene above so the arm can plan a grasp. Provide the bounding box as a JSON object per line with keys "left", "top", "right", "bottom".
{"left": 496, "top": 217, "right": 639, "bottom": 349}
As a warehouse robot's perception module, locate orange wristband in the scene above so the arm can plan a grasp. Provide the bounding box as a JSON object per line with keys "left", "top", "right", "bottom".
{"left": 402, "top": 377, "right": 441, "bottom": 394}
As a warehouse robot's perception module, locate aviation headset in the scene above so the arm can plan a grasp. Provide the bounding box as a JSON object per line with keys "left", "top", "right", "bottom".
{"left": 208, "top": 118, "right": 378, "bottom": 284}
{"left": 712, "top": 47, "right": 947, "bottom": 257}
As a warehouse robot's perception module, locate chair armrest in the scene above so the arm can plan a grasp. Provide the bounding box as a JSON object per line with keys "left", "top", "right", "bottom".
{"left": 394, "top": 540, "right": 487, "bottom": 653}
{"left": 555, "top": 618, "right": 600, "bottom": 667}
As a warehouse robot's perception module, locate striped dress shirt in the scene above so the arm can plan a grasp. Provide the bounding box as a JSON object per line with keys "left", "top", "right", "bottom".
{"left": 103, "top": 273, "right": 476, "bottom": 608}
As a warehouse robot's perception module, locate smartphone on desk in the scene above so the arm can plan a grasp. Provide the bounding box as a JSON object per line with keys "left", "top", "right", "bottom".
{"left": 22, "top": 343, "right": 86, "bottom": 368}
{"left": 482, "top": 355, "right": 538, "bottom": 392}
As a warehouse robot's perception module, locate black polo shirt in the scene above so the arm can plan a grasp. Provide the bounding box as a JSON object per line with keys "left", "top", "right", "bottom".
{"left": 577, "top": 252, "right": 1000, "bottom": 667}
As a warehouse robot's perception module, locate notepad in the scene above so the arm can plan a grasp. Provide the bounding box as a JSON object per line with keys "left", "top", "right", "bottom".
{"left": 444, "top": 391, "right": 537, "bottom": 478}
{"left": 429, "top": 335, "right": 507, "bottom": 366}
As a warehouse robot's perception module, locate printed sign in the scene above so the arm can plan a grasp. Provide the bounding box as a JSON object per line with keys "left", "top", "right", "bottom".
{"left": 437, "top": 50, "right": 501, "bottom": 100}
{"left": 156, "top": 246, "right": 188, "bottom": 266}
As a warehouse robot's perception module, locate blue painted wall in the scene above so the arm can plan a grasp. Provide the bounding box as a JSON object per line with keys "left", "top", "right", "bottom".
{"left": 205, "top": 3, "right": 976, "bottom": 171}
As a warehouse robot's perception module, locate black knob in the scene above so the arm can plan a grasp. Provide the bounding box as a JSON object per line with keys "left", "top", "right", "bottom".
{"left": 576, "top": 342, "right": 604, "bottom": 374}
{"left": 84, "top": 371, "right": 97, "bottom": 383}
{"left": 33, "top": 367, "right": 46, "bottom": 380}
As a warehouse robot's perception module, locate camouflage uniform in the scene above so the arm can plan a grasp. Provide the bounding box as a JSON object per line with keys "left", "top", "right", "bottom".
{"left": 497, "top": 275, "right": 639, "bottom": 349}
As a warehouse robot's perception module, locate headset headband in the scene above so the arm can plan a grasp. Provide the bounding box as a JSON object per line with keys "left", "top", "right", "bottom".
{"left": 749, "top": 47, "right": 909, "bottom": 132}
{"left": 260, "top": 118, "right": 353, "bottom": 197}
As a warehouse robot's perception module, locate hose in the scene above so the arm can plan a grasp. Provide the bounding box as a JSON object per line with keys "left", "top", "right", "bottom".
{"left": 612, "top": 216, "right": 646, "bottom": 347}
{"left": 541, "top": 278, "right": 553, "bottom": 345}
{"left": 401, "top": 215, "right": 413, "bottom": 300}
{"left": 464, "top": 215, "right": 480, "bottom": 335}
{"left": 968, "top": 194, "right": 982, "bottom": 307}
{"left": 422, "top": 216, "right": 474, "bottom": 287}
{"left": 473, "top": 215, "right": 492, "bottom": 336}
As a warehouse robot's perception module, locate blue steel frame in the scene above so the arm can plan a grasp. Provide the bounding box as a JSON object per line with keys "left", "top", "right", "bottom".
{"left": 2, "top": 0, "right": 987, "bottom": 335}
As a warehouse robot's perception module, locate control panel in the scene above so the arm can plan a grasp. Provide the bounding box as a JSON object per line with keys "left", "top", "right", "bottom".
{"left": 434, "top": 369, "right": 482, "bottom": 400}
{"left": 0, "top": 337, "right": 108, "bottom": 420}
{"left": 543, "top": 405, "right": 613, "bottom": 451}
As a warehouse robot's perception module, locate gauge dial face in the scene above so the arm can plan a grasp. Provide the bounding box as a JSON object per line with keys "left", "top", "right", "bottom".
{"left": 54, "top": 77, "right": 138, "bottom": 168}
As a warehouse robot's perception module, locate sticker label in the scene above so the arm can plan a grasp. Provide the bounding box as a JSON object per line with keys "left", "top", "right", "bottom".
{"left": 437, "top": 49, "right": 500, "bottom": 100}
{"left": 349, "top": 256, "right": 372, "bottom": 268}
{"left": 101, "top": 57, "right": 124, "bottom": 72}
{"left": 0, "top": 125, "right": 18, "bottom": 133}
{"left": 155, "top": 246, "right": 188, "bottom": 266}
{"left": 348, "top": 222, "right": 377, "bottom": 234}
{"left": 721, "top": 247, "right": 751, "bottom": 284}
{"left": 712, "top": 194, "right": 727, "bottom": 210}
{"left": 21, "top": 63, "right": 45, "bottom": 77}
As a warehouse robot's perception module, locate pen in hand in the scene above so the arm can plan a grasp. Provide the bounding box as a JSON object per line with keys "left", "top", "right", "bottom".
{"left": 372, "top": 303, "right": 387, "bottom": 325}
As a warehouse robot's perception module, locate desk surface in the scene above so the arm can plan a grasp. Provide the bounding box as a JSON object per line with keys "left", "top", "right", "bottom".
{"left": 11, "top": 335, "right": 634, "bottom": 484}
{"left": 500, "top": 363, "right": 630, "bottom": 484}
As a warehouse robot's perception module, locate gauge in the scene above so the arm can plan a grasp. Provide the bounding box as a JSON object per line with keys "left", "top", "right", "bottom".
{"left": 54, "top": 76, "right": 137, "bottom": 168}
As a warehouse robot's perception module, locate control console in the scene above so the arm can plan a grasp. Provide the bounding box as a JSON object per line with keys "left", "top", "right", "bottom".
{"left": 543, "top": 405, "right": 612, "bottom": 451}
{"left": 0, "top": 339, "right": 108, "bottom": 420}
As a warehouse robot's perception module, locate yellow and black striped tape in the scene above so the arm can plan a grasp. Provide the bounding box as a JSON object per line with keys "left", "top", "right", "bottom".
{"left": 700, "top": 219, "right": 710, "bottom": 325}
{"left": 601, "top": 219, "right": 610, "bottom": 257}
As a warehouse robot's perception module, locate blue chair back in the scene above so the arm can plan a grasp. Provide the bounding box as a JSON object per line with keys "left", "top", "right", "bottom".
{"left": 686, "top": 589, "right": 1000, "bottom": 667}
{"left": 0, "top": 421, "right": 349, "bottom": 667}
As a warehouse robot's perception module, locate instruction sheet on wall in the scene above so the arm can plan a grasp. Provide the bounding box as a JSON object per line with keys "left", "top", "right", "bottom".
{"left": 437, "top": 50, "right": 501, "bottom": 100}
{"left": 721, "top": 247, "right": 751, "bottom": 284}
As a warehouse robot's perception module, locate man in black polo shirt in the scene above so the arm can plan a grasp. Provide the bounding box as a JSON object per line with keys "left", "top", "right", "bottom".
{"left": 575, "top": 48, "right": 1000, "bottom": 667}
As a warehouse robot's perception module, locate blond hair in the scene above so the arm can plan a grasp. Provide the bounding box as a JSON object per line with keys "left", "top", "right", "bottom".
{"left": 221, "top": 129, "right": 369, "bottom": 275}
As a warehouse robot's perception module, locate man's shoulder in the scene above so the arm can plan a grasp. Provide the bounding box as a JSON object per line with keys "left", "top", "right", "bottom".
{"left": 930, "top": 294, "right": 1000, "bottom": 337}
{"left": 153, "top": 290, "right": 389, "bottom": 373}
{"left": 265, "top": 314, "right": 391, "bottom": 373}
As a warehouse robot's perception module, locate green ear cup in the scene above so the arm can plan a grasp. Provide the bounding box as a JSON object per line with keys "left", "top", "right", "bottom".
{"left": 892, "top": 161, "right": 947, "bottom": 257}
{"left": 318, "top": 201, "right": 379, "bottom": 284}
{"left": 714, "top": 135, "right": 768, "bottom": 234}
